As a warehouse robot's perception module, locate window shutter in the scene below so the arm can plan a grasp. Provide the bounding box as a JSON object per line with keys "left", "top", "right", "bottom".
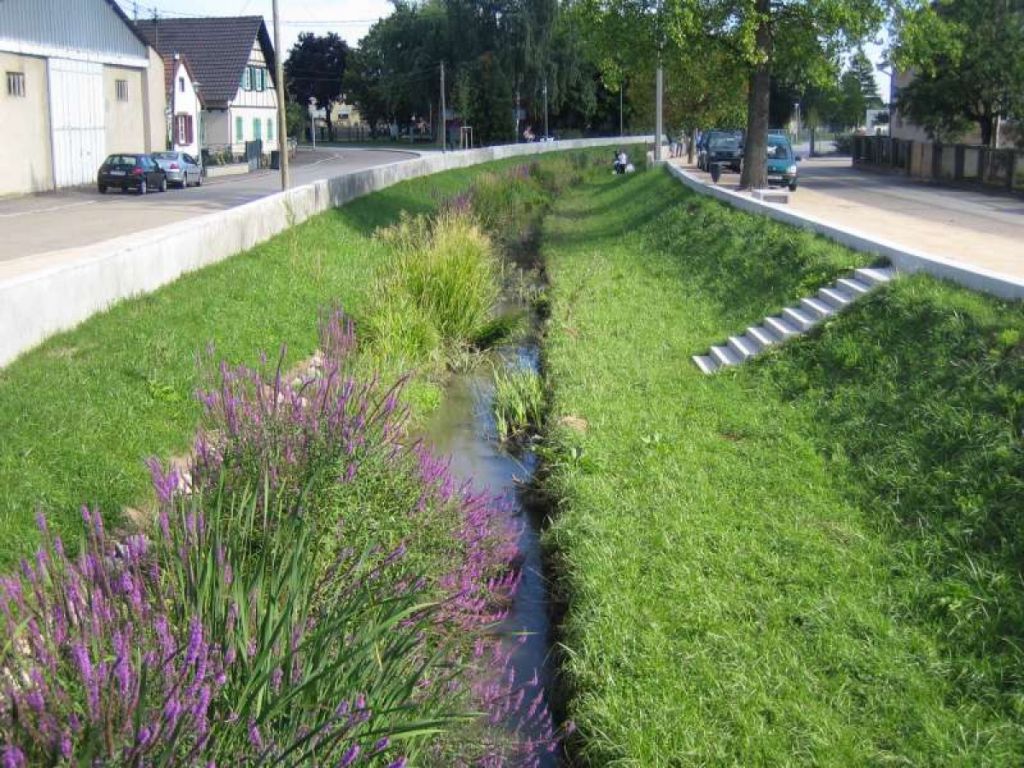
{"left": 186, "top": 115, "right": 194, "bottom": 145}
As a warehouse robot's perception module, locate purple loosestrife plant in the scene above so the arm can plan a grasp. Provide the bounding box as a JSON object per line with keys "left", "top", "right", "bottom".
{"left": 185, "top": 309, "right": 562, "bottom": 763}
{"left": 0, "top": 510, "right": 228, "bottom": 765}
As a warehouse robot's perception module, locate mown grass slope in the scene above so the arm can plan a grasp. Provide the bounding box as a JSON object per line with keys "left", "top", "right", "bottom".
{"left": 542, "top": 165, "right": 1024, "bottom": 764}
{"left": 0, "top": 158, "right": 531, "bottom": 568}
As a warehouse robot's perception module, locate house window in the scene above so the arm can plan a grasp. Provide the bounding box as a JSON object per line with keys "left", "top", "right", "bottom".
{"left": 175, "top": 114, "right": 194, "bottom": 146}
{"left": 6, "top": 71, "right": 25, "bottom": 97}
{"left": 179, "top": 76, "right": 185, "bottom": 93}
{"left": 253, "top": 117, "right": 262, "bottom": 141}
{"left": 241, "top": 67, "right": 252, "bottom": 91}
{"left": 115, "top": 79, "right": 128, "bottom": 101}
{"left": 235, "top": 116, "right": 244, "bottom": 141}
{"left": 267, "top": 117, "right": 274, "bottom": 141}
{"left": 254, "top": 67, "right": 262, "bottom": 92}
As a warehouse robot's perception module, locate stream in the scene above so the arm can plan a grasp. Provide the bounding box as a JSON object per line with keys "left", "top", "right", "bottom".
{"left": 422, "top": 269, "right": 561, "bottom": 765}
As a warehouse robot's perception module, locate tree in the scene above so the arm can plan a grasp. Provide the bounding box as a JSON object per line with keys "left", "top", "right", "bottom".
{"left": 893, "top": 0, "right": 1024, "bottom": 147}
{"left": 836, "top": 50, "right": 883, "bottom": 128}
{"left": 285, "top": 33, "right": 350, "bottom": 141}
{"left": 697, "top": 0, "right": 886, "bottom": 188}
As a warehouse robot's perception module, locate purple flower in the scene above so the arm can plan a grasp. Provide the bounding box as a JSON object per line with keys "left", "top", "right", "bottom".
{"left": 338, "top": 743, "right": 360, "bottom": 767}
{"left": 1, "top": 745, "right": 26, "bottom": 768}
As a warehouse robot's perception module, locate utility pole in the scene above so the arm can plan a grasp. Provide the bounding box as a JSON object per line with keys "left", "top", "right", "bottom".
{"left": 619, "top": 84, "right": 624, "bottom": 137}
{"left": 654, "top": 0, "right": 664, "bottom": 161}
{"left": 515, "top": 85, "right": 521, "bottom": 142}
{"left": 439, "top": 61, "right": 446, "bottom": 152}
{"left": 655, "top": 66, "right": 663, "bottom": 161}
{"left": 543, "top": 80, "right": 549, "bottom": 139}
{"left": 272, "top": 0, "right": 290, "bottom": 189}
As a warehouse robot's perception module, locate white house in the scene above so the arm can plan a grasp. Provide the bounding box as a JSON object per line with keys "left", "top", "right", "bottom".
{"left": 0, "top": 0, "right": 165, "bottom": 196}
{"left": 135, "top": 16, "right": 278, "bottom": 161}
{"left": 166, "top": 54, "right": 202, "bottom": 157}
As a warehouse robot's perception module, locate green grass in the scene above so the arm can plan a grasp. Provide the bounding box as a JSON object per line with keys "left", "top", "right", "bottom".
{"left": 0, "top": 157, "right": 541, "bottom": 569}
{"left": 541, "top": 165, "right": 1024, "bottom": 764}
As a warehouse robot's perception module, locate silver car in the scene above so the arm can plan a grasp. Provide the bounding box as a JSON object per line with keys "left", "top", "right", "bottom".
{"left": 152, "top": 151, "right": 203, "bottom": 188}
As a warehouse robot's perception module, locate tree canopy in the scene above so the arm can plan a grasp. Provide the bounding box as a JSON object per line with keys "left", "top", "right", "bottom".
{"left": 285, "top": 32, "right": 350, "bottom": 141}
{"left": 893, "top": 0, "right": 1024, "bottom": 147}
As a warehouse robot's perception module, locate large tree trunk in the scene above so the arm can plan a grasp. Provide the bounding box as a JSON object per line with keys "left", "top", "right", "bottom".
{"left": 979, "top": 113, "right": 994, "bottom": 148}
{"left": 740, "top": 0, "right": 772, "bottom": 190}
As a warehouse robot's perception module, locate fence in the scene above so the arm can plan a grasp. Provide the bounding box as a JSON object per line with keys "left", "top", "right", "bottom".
{"left": 853, "top": 135, "right": 1024, "bottom": 195}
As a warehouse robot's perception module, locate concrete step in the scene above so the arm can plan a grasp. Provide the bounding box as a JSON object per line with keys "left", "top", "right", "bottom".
{"left": 727, "top": 334, "right": 757, "bottom": 360}
{"left": 693, "top": 355, "right": 718, "bottom": 375}
{"left": 836, "top": 277, "right": 870, "bottom": 295}
{"left": 854, "top": 266, "right": 895, "bottom": 286}
{"left": 764, "top": 316, "right": 799, "bottom": 339}
{"left": 800, "top": 296, "right": 834, "bottom": 319}
{"left": 782, "top": 306, "right": 816, "bottom": 331}
{"left": 692, "top": 265, "right": 897, "bottom": 375}
{"left": 818, "top": 286, "right": 853, "bottom": 309}
{"left": 746, "top": 325, "right": 777, "bottom": 349}
{"left": 710, "top": 344, "right": 741, "bottom": 367}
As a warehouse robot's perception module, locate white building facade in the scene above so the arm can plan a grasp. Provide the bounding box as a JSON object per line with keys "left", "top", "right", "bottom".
{"left": 135, "top": 16, "right": 278, "bottom": 163}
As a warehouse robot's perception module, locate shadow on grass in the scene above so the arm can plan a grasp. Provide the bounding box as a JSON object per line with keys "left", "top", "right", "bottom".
{"left": 551, "top": 166, "right": 873, "bottom": 335}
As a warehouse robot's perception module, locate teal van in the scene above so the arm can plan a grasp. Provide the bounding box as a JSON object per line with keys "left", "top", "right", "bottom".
{"left": 766, "top": 133, "right": 800, "bottom": 191}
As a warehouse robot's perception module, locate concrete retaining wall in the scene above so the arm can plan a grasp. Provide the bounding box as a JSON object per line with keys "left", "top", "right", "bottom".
{"left": 0, "top": 137, "right": 651, "bottom": 368}
{"left": 665, "top": 163, "right": 1024, "bottom": 301}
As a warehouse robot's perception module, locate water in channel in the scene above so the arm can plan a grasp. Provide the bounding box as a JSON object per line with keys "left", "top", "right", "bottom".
{"left": 422, "top": 287, "right": 560, "bottom": 765}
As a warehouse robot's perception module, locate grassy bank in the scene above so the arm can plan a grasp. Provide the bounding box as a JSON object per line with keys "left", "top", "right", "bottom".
{"left": 541, "top": 165, "right": 1024, "bottom": 763}
{"left": 0, "top": 156, "right": 564, "bottom": 568}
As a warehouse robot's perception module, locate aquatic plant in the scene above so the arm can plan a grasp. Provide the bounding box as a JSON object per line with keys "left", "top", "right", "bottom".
{"left": 493, "top": 366, "right": 545, "bottom": 442}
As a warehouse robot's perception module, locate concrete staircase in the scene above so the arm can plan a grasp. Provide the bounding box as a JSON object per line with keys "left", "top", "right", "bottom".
{"left": 693, "top": 266, "right": 896, "bottom": 374}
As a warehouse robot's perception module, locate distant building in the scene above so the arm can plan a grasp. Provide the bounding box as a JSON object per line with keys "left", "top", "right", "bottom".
{"left": 890, "top": 68, "right": 984, "bottom": 144}
{"left": 0, "top": 0, "right": 165, "bottom": 196}
{"left": 135, "top": 16, "right": 279, "bottom": 160}
{"left": 164, "top": 54, "right": 203, "bottom": 157}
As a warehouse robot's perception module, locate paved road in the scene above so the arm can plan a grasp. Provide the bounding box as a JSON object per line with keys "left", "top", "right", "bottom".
{"left": 687, "top": 156, "right": 1024, "bottom": 280}
{"left": 0, "top": 147, "right": 417, "bottom": 264}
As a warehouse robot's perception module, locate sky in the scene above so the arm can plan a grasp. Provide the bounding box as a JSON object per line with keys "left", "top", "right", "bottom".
{"left": 118, "top": 0, "right": 893, "bottom": 102}
{"left": 115, "top": 0, "right": 392, "bottom": 49}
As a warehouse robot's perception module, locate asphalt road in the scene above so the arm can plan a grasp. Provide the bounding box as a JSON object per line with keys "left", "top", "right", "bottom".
{"left": 0, "top": 147, "right": 418, "bottom": 263}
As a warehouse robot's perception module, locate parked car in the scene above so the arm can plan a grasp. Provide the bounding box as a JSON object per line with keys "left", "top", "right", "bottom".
{"left": 765, "top": 133, "right": 801, "bottom": 191}
{"left": 152, "top": 151, "right": 203, "bottom": 188}
{"left": 698, "top": 130, "right": 744, "bottom": 172}
{"left": 97, "top": 154, "right": 167, "bottom": 195}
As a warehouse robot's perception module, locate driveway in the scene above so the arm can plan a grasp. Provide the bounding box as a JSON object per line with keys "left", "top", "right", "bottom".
{"left": 685, "top": 156, "right": 1024, "bottom": 280}
{"left": 0, "top": 146, "right": 417, "bottom": 266}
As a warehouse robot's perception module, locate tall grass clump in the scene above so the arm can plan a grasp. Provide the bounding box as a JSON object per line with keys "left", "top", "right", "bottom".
{"left": 1, "top": 309, "right": 563, "bottom": 766}
{"left": 363, "top": 211, "right": 501, "bottom": 366}
{"left": 492, "top": 366, "right": 544, "bottom": 442}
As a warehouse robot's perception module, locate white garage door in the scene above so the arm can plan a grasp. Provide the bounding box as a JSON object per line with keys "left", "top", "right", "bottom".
{"left": 47, "top": 59, "right": 105, "bottom": 188}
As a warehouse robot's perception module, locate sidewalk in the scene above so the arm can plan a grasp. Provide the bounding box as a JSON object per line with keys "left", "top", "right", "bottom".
{"left": 680, "top": 157, "right": 1024, "bottom": 282}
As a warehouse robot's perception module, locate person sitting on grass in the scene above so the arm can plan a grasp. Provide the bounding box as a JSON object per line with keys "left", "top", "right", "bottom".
{"left": 613, "top": 149, "right": 629, "bottom": 174}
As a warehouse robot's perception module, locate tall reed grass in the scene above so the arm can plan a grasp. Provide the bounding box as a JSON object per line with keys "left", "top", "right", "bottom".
{"left": 364, "top": 211, "right": 501, "bottom": 366}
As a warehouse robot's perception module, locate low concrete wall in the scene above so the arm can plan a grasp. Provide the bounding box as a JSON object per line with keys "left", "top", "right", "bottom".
{"left": 665, "top": 163, "right": 1024, "bottom": 301}
{"left": 0, "top": 137, "right": 650, "bottom": 368}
